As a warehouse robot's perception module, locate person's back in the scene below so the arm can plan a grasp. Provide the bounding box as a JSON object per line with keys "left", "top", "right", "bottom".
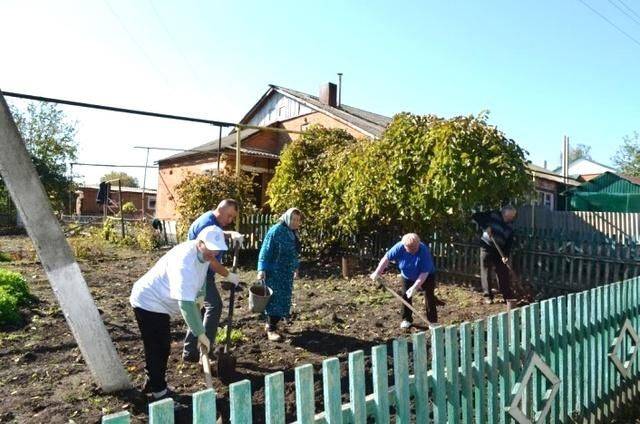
{"left": 188, "top": 211, "right": 218, "bottom": 240}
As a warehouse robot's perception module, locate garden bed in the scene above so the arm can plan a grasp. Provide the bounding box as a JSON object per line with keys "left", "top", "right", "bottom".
{"left": 0, "top": 235, "right": 507, "bottom": 423}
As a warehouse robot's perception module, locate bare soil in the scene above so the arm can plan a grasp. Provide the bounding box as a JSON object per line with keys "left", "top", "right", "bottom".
{"left": 0, "top": 235, "right": 509, "bottom": 423}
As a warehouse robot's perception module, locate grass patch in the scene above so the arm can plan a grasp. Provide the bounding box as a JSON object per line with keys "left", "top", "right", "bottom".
{"left": 0, "top": 252, "right": 11, "bottom": 262}
{"left": 0, "top": 268, "right": 32, "bottom": 325}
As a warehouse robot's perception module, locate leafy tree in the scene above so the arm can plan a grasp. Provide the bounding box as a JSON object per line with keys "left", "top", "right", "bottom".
{"left": 101, "top": 171, "right": 139, "bottom": 187}
{"left": 267, "top": 125, "right": 358, "bottom": 220}
{"left": 8, "top": 102, "right": 77, "bottom": 212}
{"left": 268, "top": 114, "right": 532, "bottom": 247}
{"left": 568, "top": 143, "right": 592, "bottom": 163}
{"left": 613, "top": 132, "right": 640, "bottom": 177}
{"left": 175, "top": 170, "right": 256, "bottom": 236}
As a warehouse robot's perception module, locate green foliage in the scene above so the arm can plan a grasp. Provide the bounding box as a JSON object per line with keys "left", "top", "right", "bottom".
{"left": 9, "top": 102, "right": 78, "bottom": 212}
{"left": 268, "top": 115, "right": 532, "bottom": 248}
{"left": 613, "top": 132, "right": 640, "bottom": 177}
{"left": 101, "top": 172, "right": 139, "bottom": 187}
{"left": 267, "top": 125, "right": 358, "bottom": 232}
{"left": 215, "top": 326, "right": 245, "bottom": 344}
{"left": 175, "top": 169, "right": 256, "bottom": 236}
{"left": 101, "top": 218, "right": 117, "bottom": 241}
{"left": 135, "top": 222, "right": 162, "bottom": 252}
{"left": 0, "top": 252, "right": 11, "bottom": 262}
{"left": 0, "top": 268, "right": 32, "bottom": 325}
{"left": 121, "top": 201, "right": 137, "bottom": 215}
{"left": 69, "top": 234, "right": 106, "bottom": 260}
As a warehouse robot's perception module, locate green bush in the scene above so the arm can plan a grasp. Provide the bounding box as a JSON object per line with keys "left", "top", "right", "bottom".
{"left": 135, "top": 222, "right": 161, "bottom": 252}
{"left": 122, "top": 202, "right": 137, "bottom": 215}
{"left": 0, "top": 269, "right": 32, "bottom": 325}
{"left": 69, "top": 235, "right": 106, "bottom": 260}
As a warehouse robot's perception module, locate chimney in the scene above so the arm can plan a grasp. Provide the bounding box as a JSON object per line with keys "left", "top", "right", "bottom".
{"left": 319, "top": 82, "right": 338, "bottom": 107}
{"left": 543, "top": 160, "right": 547, "bottom": 169}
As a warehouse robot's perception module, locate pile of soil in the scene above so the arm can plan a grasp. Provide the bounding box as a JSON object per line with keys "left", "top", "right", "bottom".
{"left": 0, "top": 235, "right": 507, "bottom": 423}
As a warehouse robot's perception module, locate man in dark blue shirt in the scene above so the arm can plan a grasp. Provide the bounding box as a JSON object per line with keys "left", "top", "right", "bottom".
{"left": 370, "top": 233, "right": 438, "bottom": 329}
{"left": 182, "top": 199, "right": 240, "bottom": 362}
{"left": 472, "top": 206, "right": 517, "bottom": 306}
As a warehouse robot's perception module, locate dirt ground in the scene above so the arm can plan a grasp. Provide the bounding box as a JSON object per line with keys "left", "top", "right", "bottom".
{"left": 0, "top": 235, "right": 514, "bottom": 423}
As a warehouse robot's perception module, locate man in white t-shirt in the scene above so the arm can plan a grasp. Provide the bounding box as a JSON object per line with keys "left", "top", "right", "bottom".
{"left": 130, "top": 225, "right": 229, "bottom": 401}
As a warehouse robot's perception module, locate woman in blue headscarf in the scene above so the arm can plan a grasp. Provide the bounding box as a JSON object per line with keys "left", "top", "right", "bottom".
{"left": 257, "top": 208, "right": 302, "bottom": 341}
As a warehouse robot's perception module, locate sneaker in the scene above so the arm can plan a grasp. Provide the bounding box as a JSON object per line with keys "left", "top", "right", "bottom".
{"left": 400, "top": 320, "right": 412, "bottom": 329}
{"left": 267, "top": 331, "right": 282, "bottom": 341}
{"left": 150, "top": 388, "right": 176, "bottom": 401}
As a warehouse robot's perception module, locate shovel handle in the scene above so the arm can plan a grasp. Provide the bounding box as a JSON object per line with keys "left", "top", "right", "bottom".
{"left": 377, "top": 277, "right": 431, "bottom": 326}
{"left": 199, "top": 345, "right": 213, "bottom": 389}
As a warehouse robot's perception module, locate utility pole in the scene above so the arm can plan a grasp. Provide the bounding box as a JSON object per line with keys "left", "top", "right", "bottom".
{"left": 235, "top": 126, "right": 241, "bottom": 231}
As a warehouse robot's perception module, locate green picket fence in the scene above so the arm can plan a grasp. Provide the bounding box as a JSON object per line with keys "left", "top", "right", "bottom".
{"left": 104, "top": 276, "right": 640, "bottom": 423}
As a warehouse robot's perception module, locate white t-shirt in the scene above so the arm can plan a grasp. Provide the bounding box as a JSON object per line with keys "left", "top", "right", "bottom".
{"left": 130, "top": 240, "right": 209, "bottom": 317}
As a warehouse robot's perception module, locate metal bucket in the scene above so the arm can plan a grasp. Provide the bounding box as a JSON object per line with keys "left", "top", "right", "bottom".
{"left": 248, "top": 283, "right": 272, "bottom": 313}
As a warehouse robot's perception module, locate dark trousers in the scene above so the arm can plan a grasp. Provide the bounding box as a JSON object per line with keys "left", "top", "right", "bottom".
{"left": 480, "top": 248, "right": 513, "bottom": 300}
{"left": 183, "top": 273, "right": 223, "bottom": 358}
{"left": 133, "top": 307, "right": 171, "bottom": 393}
{"left": 401, "top": 274, "right": 438, "bottom": 323}
{"left": 267, "top": 315, "right": 282, "bottom": 331}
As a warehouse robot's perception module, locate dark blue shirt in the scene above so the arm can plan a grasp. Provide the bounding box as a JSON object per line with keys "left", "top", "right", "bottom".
{"left": 188, "top": 211, "right": 223, "bottom": 277}
{"left": 386, "top": 241, "right": 436, "bottom": 281}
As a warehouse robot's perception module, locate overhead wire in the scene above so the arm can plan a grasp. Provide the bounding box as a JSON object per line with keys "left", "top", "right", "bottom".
{"left": 575, "top": 0, "right": 640, "bottom": 48}
{"left": 606, "top": 0, "right": 640, "bottom": 27}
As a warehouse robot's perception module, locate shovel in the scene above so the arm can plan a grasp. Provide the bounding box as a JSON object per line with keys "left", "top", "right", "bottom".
{"left": 489, "top": 235, "right": 532, "bottom": 306}
{"left": 377, "top": 276, "right": 431, "bottom": 327}
{"left": 199, "top": 345, "right": 213, "bottom": 389}
{"left": 216, "top": 240, "right": 240, "bottom": 384}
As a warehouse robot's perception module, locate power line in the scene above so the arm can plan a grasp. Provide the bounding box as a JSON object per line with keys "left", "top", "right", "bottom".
{"left": 72, "top": 162, "right": 158, "bottom": 168}
{"left": 617, "top": 0, "right": 640, "bottom": 21}
{"left": 2, "top": 91, "right": 305, "bottom": 134}
{"left": 576, "top": 0, "right": 640, "bottom": 48}
{"left": 147, "top": 0, "right": 204, "bottom": 86}
{"left": 102, "top": 0, "right": 171, "bottom": 86}
{"left": 607, "top": 0, "right": 640, "bottom": 28}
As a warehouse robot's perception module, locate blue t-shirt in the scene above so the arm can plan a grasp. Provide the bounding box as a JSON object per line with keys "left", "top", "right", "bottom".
{"left": 188, "top": 211, "right": 223, "bottom": 277}
{"left": 386, "top": 241, "right": 436, "bottom": 281}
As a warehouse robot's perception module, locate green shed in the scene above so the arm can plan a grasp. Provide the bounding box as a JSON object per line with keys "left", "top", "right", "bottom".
{"left": 566, "top": 172, "right": 640, "bottom": 212}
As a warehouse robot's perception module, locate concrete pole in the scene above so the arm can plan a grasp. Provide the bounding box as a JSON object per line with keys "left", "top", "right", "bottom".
{"left": 0, "top": 93, "right": 131, "bottom": 392}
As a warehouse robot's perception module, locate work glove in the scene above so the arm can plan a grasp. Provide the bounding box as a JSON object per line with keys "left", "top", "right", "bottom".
{"left": 196, "top": 295, "right": 205, "bottom": 310}
{"left": 227, "top": 272, "right": 240, "bottom": 286}
{"left": 257, "top": 270, "right": 266, "bottom": 281}
{"left": 197, "top": 333, "right": 211, "bottom": 354}
{"left": 224, "top": 231, "right": 245, "bottom": 246}
{"left": 406, "top": 282, "right": 422, "bottom": 299}
{"left": 502, "top": 257, "right": 510, "bottom": 265}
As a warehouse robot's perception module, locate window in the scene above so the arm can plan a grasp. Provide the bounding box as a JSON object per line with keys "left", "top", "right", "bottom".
{"left": 535, "top": 190, "right": 554, "bottom": 210}
{"left": 147, "top": 196, "right": 157, "bottom": 210}
{"left": 278, "top": 105, "right": 286, "bottom": 118}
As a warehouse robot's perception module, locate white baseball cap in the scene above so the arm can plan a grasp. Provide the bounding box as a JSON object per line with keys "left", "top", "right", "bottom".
{"left": 197, "top": 226, "right": 228, "bottom": 251}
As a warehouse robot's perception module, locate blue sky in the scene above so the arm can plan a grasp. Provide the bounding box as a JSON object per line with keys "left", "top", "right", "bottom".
{"left": 2, "top": 0, "right": 639, "bottom": 188}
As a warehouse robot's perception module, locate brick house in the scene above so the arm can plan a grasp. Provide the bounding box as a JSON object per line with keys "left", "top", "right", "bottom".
{"left": 155, "top": 83, "right": 391, "bottom": 219}
{"left": 74, "top": 185, "right": 157, "bottom": 218}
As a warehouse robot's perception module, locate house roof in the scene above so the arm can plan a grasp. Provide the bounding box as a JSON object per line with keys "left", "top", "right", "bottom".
{"left": 527, "top": 163, "right": 581, "bottom": 186}
{"left": 81, "top": 185, "right": 157, "bottom": 194}
{"left": 267, "top": 85, "right": 392, "bottom": 138}
{"left": 552, "top": 157, "right": 616, "bottom": 176}
{"left": 158, "top": 128, "right": 260, "bottom": 163}
{"left": 565, "top": 171, "right": 640, "bottom": 193}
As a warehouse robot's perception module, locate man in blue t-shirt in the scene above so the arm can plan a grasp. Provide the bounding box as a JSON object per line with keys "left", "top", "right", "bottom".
{"left": 182, "top": 199, "right": 241, "bottom": 362}
{"left": 370, "top": 233, "right": 439, "bottom": 329}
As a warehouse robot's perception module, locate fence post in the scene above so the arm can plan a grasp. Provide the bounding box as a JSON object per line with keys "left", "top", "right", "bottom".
{"left": 371, "top": 345, "right": 390, "bottom": 424}
{"left": 393, "top": 339, "right": 410, "bottom": 424}
{"left": 265, "top": 371, "right": 285, "bottom": 424}
{"left": 295, "top": 364, "right": 315, "bottom": 424}
{"left": 230, "top": 380, "right": 252, "bottom": 424}
{"left": 349, "top": 350, "right": 366, "bottom": 423}
{"left": 193, "top": 389, "right": 216, "bottom": 424}
{"left": 412, "top": 332, "right": 430, "bottom": 423}
{"left": 473, "top": 320, "right": 486, "bottom": 423}
{"left": 432, "top": 326, "right": 447, "bottom": 424}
